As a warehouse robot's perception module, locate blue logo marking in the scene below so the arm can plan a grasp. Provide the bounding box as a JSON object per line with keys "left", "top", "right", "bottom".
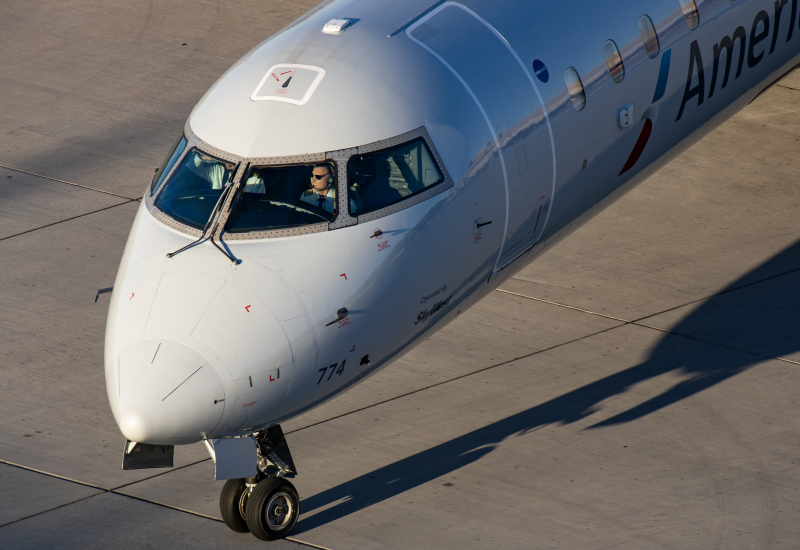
{"left": 652, "top": 49, "right": 671, "bottom": 103}
{"left": 532, "top": 59, "right": 549, "bottom": 83}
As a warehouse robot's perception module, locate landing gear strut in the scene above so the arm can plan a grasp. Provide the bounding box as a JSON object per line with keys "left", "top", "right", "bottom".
{"left": 218, "top": 425, "right": 300, "bottom": 540}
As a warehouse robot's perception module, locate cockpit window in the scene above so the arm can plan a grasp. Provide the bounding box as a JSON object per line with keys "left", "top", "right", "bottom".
{"left": 347, "top": 138, "right": 443, "bottom": 215}
{"left": 150, "top": 135, "right": 187, "bottom": 196}
{"left": 154, "top": 148, "right": 236, "bottom": 229}
{"left": 224, "top": 162, "right": 340, "bottom": 233}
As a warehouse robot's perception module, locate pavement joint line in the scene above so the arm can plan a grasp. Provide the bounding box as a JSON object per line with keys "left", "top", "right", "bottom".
{"left": 495, "top": 289, "right": 631, "bottom": 322}
{"left": 6, "top": 273, "right": 794, "bottom": 535}
{"left": 286, "top": 536, "right": 337, "bottom": 550}
{"left": 494, "top": 287, "right": 800, "bottom": 367}
{"left": 0, "top": 492, "right": 104, "bottom": 529}
{"left": 0, "top": 456, "right": 224, "bottom": 495}
{"left": 0, "top": 459, "right": 110, "bottom": 491}
{"left": 505, "top": 264, "right": 800, "bottom": 328}
{"left": 776, "top": 83, "right": 800, "bottom": 92}
{"left": 287, "top": 322, "right": 627, "bottom": 435}
{"left": 629, "top": 264, "right": 800, "bottom": 324}
{"left": 110, "top": 489, "right": 224, "bottom": 521}
{"left": 0, "top": 200, "right": 137, "bottom": 242}
{"left": 100, "top": 491, "right": 335, "bottom": 549}
{"left": 0, "top": 456, "right": 223, "bottom": 501}
{"left": 0, "top": 163, "right": 139, "bottom": 200}
{"left": 0, "top": 458, "right": 331, "bottom": 548}
{"left": 633, "top": 321, "right": 800, "bottom": 366}
{"left": 4, "top": 310, "right": 788, "bottom": 542}
{"left": 109, "top": 457, "right": 211, "bottom": 491}
{"left": 4, "top": 272, "right": 794, "bottom": 532}
{"left": 0, "top": 485, "right": 330, "bottom": 550}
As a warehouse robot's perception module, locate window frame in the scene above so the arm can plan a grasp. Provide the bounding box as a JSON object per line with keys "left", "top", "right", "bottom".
{"left": 346, "top": 136, "right": 445, "bottom": 218}
{"left": 150, "top": 134, "right": 188, "bottom": 196}
{"left": 339, "top": 126, "right": 453, "bottom": 225}
{"left": 147, "top": 131, "right": 242, "bottom": 237}
{"left": 218, "top": 153, "right": 337, "bottom": 240}
{"left": 602, "top": 39, "right": 625, "bottom": 84}
{"left": 638, "top": 14, "right": 661, "bottom": 59}
{"left": 564, "top": 67, "right": 587, "bottom": 112}
{"left": 679, "top": 0, "right": 700, "bottom": 31}
{"left": 145, "top": 124, "right": 452, "bottom": 238}
{"left": 152, "top": 146, "right": 238, "bottom": 230}
{"left": 221, "top": 160, "right": 339, "bottom": 236}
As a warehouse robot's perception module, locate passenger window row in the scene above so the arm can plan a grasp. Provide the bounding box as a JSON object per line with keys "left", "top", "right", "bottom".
{"left": 563, "top": 1, "right": 699, "bottom": 112}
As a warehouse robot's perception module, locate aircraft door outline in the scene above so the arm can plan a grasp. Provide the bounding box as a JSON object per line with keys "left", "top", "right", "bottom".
{"left": 407, "top": 2, "right": 556, "bottom": 273}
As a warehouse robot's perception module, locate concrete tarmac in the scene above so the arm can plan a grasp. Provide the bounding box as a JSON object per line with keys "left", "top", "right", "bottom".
{"left": 1, "top": 1, "right": 799, "bottom": 548}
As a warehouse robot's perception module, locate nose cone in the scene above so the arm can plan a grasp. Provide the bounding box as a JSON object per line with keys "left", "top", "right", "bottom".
{"left": 114, "top": 340, "right": 225, "bottom": 445}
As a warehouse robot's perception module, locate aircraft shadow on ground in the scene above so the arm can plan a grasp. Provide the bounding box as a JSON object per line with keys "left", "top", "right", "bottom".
{"left": 295, "top": 240, "right": 800, "bottom": 532}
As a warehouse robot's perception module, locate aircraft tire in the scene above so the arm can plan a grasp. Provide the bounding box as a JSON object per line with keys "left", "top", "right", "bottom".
{"left": 220, "top": 478, "right": 251, "bottom": 533}
{"left": 245, "top": 477, "right": 300, "bottom": 541}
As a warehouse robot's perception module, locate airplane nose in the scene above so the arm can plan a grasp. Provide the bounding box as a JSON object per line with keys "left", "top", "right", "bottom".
{"left": 119, "top": 411, "right": 154, "bottom": 443}
{"left": 114, "top": 339, "right": 225, "bottom": 445}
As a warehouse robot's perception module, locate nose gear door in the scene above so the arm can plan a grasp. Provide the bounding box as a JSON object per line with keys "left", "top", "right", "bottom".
{"left": 408, "top": 2, "right": 555, "bottom": 272}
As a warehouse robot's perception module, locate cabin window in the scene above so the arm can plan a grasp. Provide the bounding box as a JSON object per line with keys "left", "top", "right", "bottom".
{"left": 603, "top": 40, "right": 625, "bottom": 83}
{"left": 154, "top": 148, "right": 236, "bottom": 229}
{"left": 150, "top": 135, "right": 188, "bottom": 196}
{"left": 564, "top": 67, "right": 586, "bottom": 111}
{"left": 638, "top": 15, "right": 660, "bottom": 58}
{"left": 679, "top": 0, "right": 699, "bottom": 31}
{"left": 225, "top": 162, "right": 338, "bottom": 232}
{"left": 347, "top": 138, "right": 443, "bottom": 215}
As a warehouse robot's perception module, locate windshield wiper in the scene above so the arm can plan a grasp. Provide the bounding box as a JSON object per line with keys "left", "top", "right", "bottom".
{"left": 166, "top": 185, "right": 230, "bottom": 259}
{"left": 166, "top": 178, "right": 241, "bottom": 265}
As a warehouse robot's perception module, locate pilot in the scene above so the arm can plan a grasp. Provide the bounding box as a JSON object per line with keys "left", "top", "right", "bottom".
{"left": 190, "top": 151, "right": 229, "bottom": 190}
{"left": 243, "top": 170, "right": 265, "bottom": 194}
{"left": 300, "top": 164, "right": 358, "bottom": 214}
{"left": 360, "top": 157, "right": 402, "bottom": 211}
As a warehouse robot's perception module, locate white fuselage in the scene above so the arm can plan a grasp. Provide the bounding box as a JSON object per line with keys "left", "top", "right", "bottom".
{"left": 105, "top": 0, "right": 800, "bottom": 445}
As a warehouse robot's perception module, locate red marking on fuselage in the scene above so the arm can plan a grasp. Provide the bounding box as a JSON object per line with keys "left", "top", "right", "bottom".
{"left": 350, "top": 345, "right": 355, "bottom": 352}
{"left": 340, "top": 273, "right": 347, "bottom": 280}
{"left": 619, "top": 118, "right": 653, "bottom": 176}
{"left": 270, "top": 374, "right": 275, "bottom": 382}
{"left": 245, "top": 305, "right": 251, "bottom": 312}
{"left": 501, "top": 239, "right": 523, "bottom": 256}
{"left": 130, "top": 293, "right": 134, "bottom": 300}
{"left": 531, "top": 205, "right": 542, "bottom": 234}
{"left": 243, "top": 401, "right": 257, "bottom": 408}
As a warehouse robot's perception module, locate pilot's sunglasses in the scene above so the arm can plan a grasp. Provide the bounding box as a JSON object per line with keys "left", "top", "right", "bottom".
{"left": 312, "top": 173, "right": 330, "bottom": 180}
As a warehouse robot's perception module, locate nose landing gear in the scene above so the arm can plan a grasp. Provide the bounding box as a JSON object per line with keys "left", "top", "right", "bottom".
{"left": 218, "top": 425, "right": 300, "bottom": 541}
{"left": 246, "top": 477, "right": 300, "bottom": 540}
{"left": 219, "top": 477, "right": 253, "bottom": 533}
